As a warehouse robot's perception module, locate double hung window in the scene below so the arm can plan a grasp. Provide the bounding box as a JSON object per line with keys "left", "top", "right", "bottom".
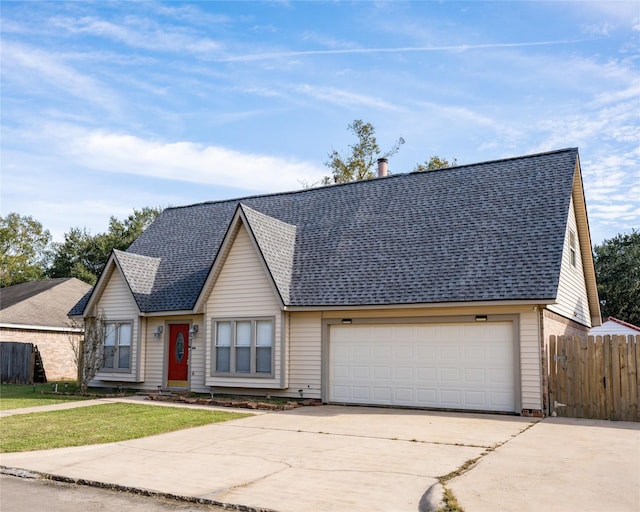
{"left": 103, "top": 322, "right": 132, "bottom": 371}
{"left": 214, "top": 318, "right": 273, "bottom": 375}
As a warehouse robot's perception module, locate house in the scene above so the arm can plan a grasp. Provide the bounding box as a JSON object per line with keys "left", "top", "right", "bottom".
{"left": 1, "top": 278, "right": 92, "bottom": 381}
{"left": 589, "top": 317, "right": 640, "bottom": 336}
{"left": 70, "top": 148, "right": 600, "bottom": 416}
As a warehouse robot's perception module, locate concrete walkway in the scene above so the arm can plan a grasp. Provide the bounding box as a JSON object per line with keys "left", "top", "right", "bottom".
{"left": 1, "top": 398, "right": 639, "bottom": 512}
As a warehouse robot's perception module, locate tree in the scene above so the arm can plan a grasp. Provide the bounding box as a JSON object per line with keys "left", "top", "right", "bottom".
{"left": 48, "top": 207, "right": 162, "bottom": 285}
{"left": 47, "top": 227, "right": 100, "bottom": 284}
{"left": 324, "top": 120, "right": 404, "bottom": 184}
{"left": 412, "top": 155, "right": 458, "bottom": 172}
{"left": 0, "top": 213, "right": 51, "bottom": 287}
{"left": 593, "top": 230, "right": 640, "bottom": 326}
{"left": 70, "top": 309, "right": 107, "bottom": 394}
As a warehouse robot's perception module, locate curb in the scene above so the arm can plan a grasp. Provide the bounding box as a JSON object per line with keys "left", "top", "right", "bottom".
{"left": 0, "top": 467, "right": 277, "bottom": 512}
{"left": 419, "top": 482, "right": 446, "bottom": 512}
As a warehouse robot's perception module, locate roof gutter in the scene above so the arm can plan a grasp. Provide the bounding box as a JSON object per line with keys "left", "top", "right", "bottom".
{"left": 0, "top": 322, "right": 84, "bottom": 333}
{"left": 282, "top": 299, "right": 557, "bottom": 312}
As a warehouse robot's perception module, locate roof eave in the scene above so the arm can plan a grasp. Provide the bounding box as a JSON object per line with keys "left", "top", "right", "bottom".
{"left": 571, "top": 155, "right": 602, "bottom": 326}
{"left": 282, "top": 298, "right": 556, "bottom": 312}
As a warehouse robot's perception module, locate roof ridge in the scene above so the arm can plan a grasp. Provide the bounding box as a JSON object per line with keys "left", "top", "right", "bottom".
{"left": 162, "top": 147, "right": 579, "bottom": 213}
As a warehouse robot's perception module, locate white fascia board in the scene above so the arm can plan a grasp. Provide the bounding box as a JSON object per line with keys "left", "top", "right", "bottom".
{"left": 282, "top": 299, "right": 555, "bottom": 312}
{"left": 0, "top": 322, "right": 84, "bottom": 333}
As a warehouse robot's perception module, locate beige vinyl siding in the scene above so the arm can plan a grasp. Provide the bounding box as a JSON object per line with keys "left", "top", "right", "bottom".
{"left": 142, "top": 315, "right": 205, "bottom": 392}
{"left": 548, "top": 197, "right": 591, "bottom": 327}
{"left": 519, "top": 309, "right": 543, "bottom": 410}
{"left": 91, "top": 269, "right": 141, "bottom": 383}
{"left": 287, "top": 311, "right": 322, "bottom": 399}
{"left": 205, "top": 225, "right": 283, "bottom": 389}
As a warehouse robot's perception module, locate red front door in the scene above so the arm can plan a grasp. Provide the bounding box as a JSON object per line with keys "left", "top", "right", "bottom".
{"left": 168, "top": 324, "right": 189, "bottom": 388}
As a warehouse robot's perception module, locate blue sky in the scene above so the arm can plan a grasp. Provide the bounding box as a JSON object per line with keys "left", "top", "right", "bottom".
{"left": 1, "top": 1, "right": 638, "bottom": 246}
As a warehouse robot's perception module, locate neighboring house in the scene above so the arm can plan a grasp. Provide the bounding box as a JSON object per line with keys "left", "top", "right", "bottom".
{"left": 589, "top": 317, "right": 640, "bottom": 336}
{"left": 1, "top": 278, "right": 92, "bottom": 381}
{"left": 70, "top": 148, "right": 601, "bottom": 416}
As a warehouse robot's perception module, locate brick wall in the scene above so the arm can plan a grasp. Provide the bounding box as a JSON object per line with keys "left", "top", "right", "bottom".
{"left": 0, "top": 328, "right": 81, "bottom": 381}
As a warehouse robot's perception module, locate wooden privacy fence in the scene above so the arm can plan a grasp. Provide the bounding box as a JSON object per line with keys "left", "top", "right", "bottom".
{"left": 0, "top": 342, "right": 47, "bottom": 384}
{"left": 548, "top": 335, "right": 639, "bottom": 421}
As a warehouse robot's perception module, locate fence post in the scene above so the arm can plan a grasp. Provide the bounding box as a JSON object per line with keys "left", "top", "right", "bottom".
{"left": 548, "top": 335, "right": 557, "bottom": 416}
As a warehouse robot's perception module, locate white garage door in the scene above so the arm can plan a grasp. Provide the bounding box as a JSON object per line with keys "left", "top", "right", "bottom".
{"left": 330, "top": 322, "right": 515, "bottom": 412}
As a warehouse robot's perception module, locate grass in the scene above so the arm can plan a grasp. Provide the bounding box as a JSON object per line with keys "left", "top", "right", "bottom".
{"left": 0, "top": 382, "right": 93, "bottom": 410}
{"left": 0, "top": 402, "right": 250, "bottom": 453}
{"left": 436, "top": 488, "right": 464, "bottom": 512}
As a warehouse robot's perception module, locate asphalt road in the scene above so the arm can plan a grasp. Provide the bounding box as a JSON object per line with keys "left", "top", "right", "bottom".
{"left": 0, "top": 475, "right": 229, "bottom": 512}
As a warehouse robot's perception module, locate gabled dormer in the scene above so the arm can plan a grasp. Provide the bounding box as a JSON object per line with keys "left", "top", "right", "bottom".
{"left": 198, "top": 204, "right": 295, "bottom": 389}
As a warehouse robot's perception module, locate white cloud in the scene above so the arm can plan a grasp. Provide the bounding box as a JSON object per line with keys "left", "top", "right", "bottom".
{"left": 61, "top": 128, "right": 324, "bottom": 192}
{"left": 219, "top": 38, "right": 597, "bottom": 62}
{"left": 1, "top": 42, "right": 121, "bottom": 112}
{"left": 292, "top": 84, "right": 401, "bottom": 111}
{"left": 48, "top": 15, "right": 220, "bottom": 54}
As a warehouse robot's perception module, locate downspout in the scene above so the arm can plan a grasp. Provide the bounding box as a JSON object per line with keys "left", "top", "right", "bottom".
{"left": 538, "top": 305, "right": 548, "bottom": 416}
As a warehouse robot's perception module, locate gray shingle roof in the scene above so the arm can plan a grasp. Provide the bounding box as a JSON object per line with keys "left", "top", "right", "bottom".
{"left": 73, "top": 148, "right": 579, "bottom": 314}
{"left": 241, "top": 204, "right": 297, "bottom": 305}
{"left": 2, "top": 278, "right": 92, "bottom": 327}
{"left": 113, "top": 250, "right": 161, "bottom": 311}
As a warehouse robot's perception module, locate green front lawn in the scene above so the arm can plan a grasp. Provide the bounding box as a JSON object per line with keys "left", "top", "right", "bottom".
{"left": 0, "top": 382, "right": 91, "bottom": 410}
{"left": 0, "top": 402, "right": 250, "bottom": 453}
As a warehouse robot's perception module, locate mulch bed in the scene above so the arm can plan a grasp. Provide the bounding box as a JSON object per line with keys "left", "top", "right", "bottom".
{"left": 146, "top": 393, "right": 322, "bottom": 411}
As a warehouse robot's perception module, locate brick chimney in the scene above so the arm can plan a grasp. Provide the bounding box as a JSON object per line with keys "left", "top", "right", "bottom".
{"left": 377, "top": 157, "right": 388, "bottom": 178}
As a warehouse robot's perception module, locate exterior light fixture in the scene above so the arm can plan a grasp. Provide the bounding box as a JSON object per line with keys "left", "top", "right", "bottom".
{"left": 153, "top": 325, "right": 164, "bottom": 338}
{"left": 475, "top": 315, "right": 488, "bottom": 322}
{"left": 189, "top": 325, "right": 199, "bottom": 338}
{"left": 341, "top": 319, "right": 352, "bottom": 324}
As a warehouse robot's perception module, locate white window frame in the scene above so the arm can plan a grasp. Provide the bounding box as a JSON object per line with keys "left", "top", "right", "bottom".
{"left": 212, "top": 317, "right": 274, "bottom": 377}
{"left": 569, "top": 230, "right": 577, "bottom": 268}
{"left": 102, "top": 321, "right": 133, "bottom": 373}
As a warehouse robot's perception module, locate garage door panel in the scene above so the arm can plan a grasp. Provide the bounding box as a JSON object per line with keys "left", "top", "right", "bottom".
{"left": 352, "top": 366, "right": 370, "bottom": 379}
{"left": 373, "top": 345, "right": 390, "bottom": 359}
{"left": 329, "top": 322, "right": 515, "bottom": 412}
{"left": 439, "top": 345, "right": 460, "bottom": 360}
{"left": 417, "top": 367, "right": 437, "bottom": 381}
{"left": 372, "top": 387, "right": 391, "bottom": 402}
{"left": 352, "top": 387, "right": 370, "bottom": 400}
{"left": 417, "top": 388, "right": 437, "bottom": 402}
{"left": 372, "top": 366, "right": 391, "bottom": 379}
{"left": 417, "top": 346, "right": 436, "bottom": 360}
{"left": 464, "top": 368, "right": 486, "bottom": 384}
{"left": 394, "top": 387, "right": 414, "bottom": 403}
{"left": 465, "top": 390, "right": 487, "bottom": 406}
{"left": 332, "top": 365, "right": 350, "bottom": 379}
{"left": 440, "top": 389, "right": 463, "bottom": 406}
{"left": 440, "top": 367, "right": 462, "bottom": 382}
{"left": 394, "top": 367, "right": 413, "bottom": 380}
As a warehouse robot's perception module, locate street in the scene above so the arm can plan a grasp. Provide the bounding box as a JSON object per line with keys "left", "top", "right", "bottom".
{"left": 0, "top": 475, "right": 229, "bottom": 512}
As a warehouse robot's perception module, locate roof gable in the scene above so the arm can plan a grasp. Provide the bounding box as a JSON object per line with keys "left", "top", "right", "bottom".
{"left": 590, "top": 317, "right": 640, "bottom": 335}
{"left": 241, "top": 204, "right": 296, "bottom": 305}
{"left": 112, "top": 249, "right": 161, "bottom": 311}
{"left": 77, "top": 148, "right": 590, "bottom": 314}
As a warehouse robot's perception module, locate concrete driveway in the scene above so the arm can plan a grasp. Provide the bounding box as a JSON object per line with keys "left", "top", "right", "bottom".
{"left": 1, "top": 404, "right": 532, "bottom": 512}
{"left": 2, "top": 402, "right": 639, "bottom": 512}
{"left": 448, "top": 416, "right": 640, "bottom": 512}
